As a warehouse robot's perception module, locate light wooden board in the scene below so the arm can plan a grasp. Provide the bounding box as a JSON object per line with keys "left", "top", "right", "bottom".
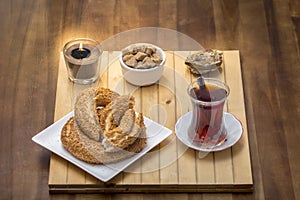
{"left": 48, "top": 51, "right": 253, "bottom": 193}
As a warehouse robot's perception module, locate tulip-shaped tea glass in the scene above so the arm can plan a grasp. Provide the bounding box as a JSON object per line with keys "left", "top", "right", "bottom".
{"left": 187, "top": 77, "right": 230, "bottom": 148}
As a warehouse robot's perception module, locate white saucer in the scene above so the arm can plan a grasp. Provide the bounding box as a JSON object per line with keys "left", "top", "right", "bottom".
{"left": 175, "top": 112, "right": 243, "bottom": 152}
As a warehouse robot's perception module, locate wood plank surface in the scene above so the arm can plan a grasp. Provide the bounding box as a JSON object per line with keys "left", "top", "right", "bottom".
{"left": 48, "top": 50, "right": 252, "bottom": 193}
{"left": 1, "top": 0, "right": 299, "bottom": 199}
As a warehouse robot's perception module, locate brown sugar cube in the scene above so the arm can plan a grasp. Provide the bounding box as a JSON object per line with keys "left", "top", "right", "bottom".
{"left": 141, "top": 57, "right": 156, "bottom": 68}
{"left": 125, "top": 57, "right": 138, "bottom": 67}
{"left": 145, "top": 46, "right": 156, "bottom": 55}
{"left": 123, "top": 54, "right": 134, "bottom": 62}
{"left": 135, "top": 45, "right": 147, "bottom": 53}
{"left": 142, "top": 56, "right": 151, "bottom": 63}
{"left": 134, "top": 52, "right": 148, "bottom": 61}
{"left": 151, "top": 53, "right": 162, "bottom": 64}
{"left": 135, "top": 61, "right": 145, "bottom": 69}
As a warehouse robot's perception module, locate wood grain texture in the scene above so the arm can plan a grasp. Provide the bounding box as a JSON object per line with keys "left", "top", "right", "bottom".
{"left": 48, "top": 51, "right": 252, "bottom": 193}
{"left": 0, "top": 0, "right": 299, "bottom": 199}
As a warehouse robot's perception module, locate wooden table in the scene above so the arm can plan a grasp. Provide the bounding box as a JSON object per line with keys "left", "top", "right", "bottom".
{"left": 1, "top": 0, "right": 299, "bottom": 199}
{"left": 48, "top": 50, "right": 252, "bottom": 193}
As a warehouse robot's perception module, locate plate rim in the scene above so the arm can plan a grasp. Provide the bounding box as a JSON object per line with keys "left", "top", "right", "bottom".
{"left": 175, "top": 111, "right": 243, "bottom": 152}
{"left": 32, "top": 111, "right": 173, "bottom": 182}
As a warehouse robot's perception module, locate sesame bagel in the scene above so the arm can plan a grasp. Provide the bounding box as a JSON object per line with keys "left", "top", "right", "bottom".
{"left": 61, "top": 87, "right": 147, "bottom": 164}
{"left": 61, "top": 117, "right": 146, "bottom": 164}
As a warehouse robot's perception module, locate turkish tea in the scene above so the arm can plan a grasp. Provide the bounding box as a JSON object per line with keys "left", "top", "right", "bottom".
{"left": 188, "top": 78, "right": 229, "bottom": 147}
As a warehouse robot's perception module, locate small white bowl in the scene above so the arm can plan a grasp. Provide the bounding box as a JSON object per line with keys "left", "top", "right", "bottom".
{"left": 119, "top": 43, "right": 166, "bottom": 86}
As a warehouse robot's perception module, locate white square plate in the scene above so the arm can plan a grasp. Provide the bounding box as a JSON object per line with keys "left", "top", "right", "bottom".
{"left": 32, "top": 111, "right": 172, "bottom": 182}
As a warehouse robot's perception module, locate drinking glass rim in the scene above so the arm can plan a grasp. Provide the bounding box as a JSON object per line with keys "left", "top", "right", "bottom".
{"left": 63, "top": 38, "right": 103, "bottom": 62}
{"left": 187, "top": 77, "right": 230, "bottom": 106}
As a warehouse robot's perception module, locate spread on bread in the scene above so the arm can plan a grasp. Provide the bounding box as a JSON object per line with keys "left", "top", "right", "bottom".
{"left": 185, "top": 49, "right": 223, "bottom": 75}
{"left": 61, "top": 87, "right": 147, "bottom": 164}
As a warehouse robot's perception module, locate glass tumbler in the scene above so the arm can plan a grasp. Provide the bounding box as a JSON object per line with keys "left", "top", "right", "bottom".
{"left": 63, "top": 38, "right": 102, "bottom": 84}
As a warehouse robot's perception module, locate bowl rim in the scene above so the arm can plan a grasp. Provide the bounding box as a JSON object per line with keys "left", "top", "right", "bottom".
{"left": 119, "top": 42, "right": 166, "bottom": 72}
